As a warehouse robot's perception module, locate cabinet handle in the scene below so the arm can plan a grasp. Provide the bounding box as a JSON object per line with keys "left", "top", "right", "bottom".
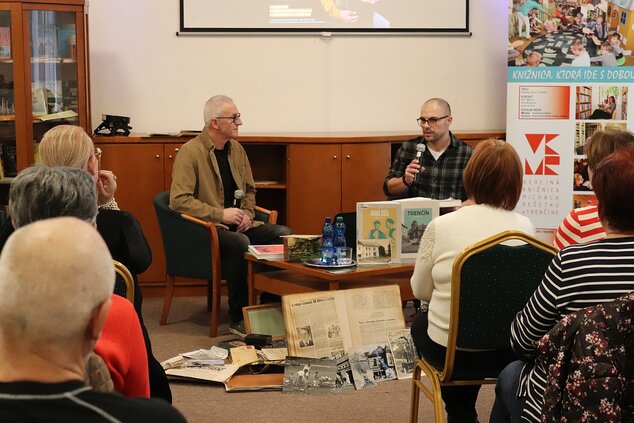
{"left": 346, "top": 155, "right": 351, "bottom": 159}
{"left": 168, "top": 155, "right": 173, "bottom": 159}
{"left": 155, "top": 155, "right": 160, "bottom": 159}
{"left": 174, "top": 148, "right": 179, "bottom": 152}
{"left": 333, "top": 155, "right": 337, "bottom": 159}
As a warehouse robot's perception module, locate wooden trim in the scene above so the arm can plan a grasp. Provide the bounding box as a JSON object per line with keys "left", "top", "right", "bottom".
{"left": 94, "top": 130, "right": 506, "bottom": 145}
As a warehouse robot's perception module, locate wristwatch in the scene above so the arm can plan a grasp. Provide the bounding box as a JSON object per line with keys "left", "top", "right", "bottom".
{"left": 402, "top": 175, "right": 412, "bottom": 187}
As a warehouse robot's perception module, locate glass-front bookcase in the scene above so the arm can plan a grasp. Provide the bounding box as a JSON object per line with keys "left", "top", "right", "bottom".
{"left": 0, "top": 0, "right": 89, "bottom": 186}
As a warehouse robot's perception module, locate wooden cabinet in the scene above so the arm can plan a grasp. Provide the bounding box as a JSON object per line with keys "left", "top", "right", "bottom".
{"left": 95, "top": 131, "right": 502, "bottom": 296}
{"left": 287, "top": 142, "right": 390, "bottom": 234}
{"left": 0, "top": 0, "right": 90, "bottom": 182}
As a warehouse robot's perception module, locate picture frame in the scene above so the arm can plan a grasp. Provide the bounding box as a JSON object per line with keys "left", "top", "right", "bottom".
{"left": 242, "top": 303, "right": 286, "bottom": 341}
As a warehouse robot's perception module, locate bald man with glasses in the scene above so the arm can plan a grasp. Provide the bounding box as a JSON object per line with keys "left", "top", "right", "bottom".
{"left": 384, "top": 98, "right": 473, "bottom": 202}
{"left": 170, "top": 95, "right": 291, "bottom": 336}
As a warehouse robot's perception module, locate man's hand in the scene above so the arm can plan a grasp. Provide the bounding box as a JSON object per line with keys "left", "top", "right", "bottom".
{"left": 236, "top": 214, "right": 252, "bottom": 233}
{"left": 403, "top": 159, "right": 425, "bottom": 186}
{"left": 222, "top": 208, "right": 245, "bottom": 226}
{"left": 96, "top": 170, "right": 117, "bottom": 206}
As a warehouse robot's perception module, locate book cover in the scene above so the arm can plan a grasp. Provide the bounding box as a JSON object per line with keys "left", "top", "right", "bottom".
{"left": 356, "top": 201, "right": 399, "bottom": 264}
{"left": 0, "top": 27, "right": 11, "bottom": 58}
{"left": 396, "top": 197, "right": 439, "bottom": 259}
{"left": 247, "top": 244, "right": 284, "bottom": 260}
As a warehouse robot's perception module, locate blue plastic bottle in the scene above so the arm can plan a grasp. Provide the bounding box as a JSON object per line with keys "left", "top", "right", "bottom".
{"left": 321, "top": 217, "right": 335, "bottom": 265}
{"left": 333, "top": 216, "right": 346, "bottom": 263}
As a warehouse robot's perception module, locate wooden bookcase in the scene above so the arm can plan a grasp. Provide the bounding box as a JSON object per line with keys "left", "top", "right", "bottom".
{"left": 0, "top": 0, "right": 90, "bottom": 186}
{"left": 95, "top": 130, "right": 503, "bottom": 297}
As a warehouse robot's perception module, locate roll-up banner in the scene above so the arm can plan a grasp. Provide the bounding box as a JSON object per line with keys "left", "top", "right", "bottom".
{"left": 507, "top": 0, "right": 633, "bottom": 237}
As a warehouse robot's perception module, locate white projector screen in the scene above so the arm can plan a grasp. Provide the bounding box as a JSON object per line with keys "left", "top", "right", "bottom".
{"left": 180, "top": 0, "right": 469, "bottom": 33}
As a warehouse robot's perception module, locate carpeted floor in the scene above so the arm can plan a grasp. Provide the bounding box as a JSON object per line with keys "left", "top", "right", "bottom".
{"left": 144, "top": 295, "right": 496, "bottom": 423}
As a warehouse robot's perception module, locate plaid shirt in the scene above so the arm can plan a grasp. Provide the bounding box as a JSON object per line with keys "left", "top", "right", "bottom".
{"left": 383, "top": 132, "right": 472, "bottom": 201}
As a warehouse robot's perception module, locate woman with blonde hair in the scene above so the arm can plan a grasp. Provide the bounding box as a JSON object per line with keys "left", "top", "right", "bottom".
{"left": 410, "top": 139, "right": 535, "bottom": 423}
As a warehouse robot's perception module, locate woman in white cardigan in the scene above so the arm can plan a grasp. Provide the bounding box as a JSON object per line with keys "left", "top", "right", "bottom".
{"left": 410, "top": 139, "right": 535, "bottom": 423}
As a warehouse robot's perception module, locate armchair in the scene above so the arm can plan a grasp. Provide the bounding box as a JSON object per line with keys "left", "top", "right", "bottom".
{"left": 153, "top": 191, "right": 277, "bottom": 337}
{"left": 113, "top": 260, "right": 135, "bottom": 304}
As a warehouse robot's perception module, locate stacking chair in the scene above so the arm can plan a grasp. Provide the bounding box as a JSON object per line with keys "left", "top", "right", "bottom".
{"left": 113, "top": 260, "right": 135, "bottom": 304}
{"left": 153, "top": 191, "right": 277, "bottom": 337}
{"left": 409, "top": 230, "right": 557, "bottom": 423}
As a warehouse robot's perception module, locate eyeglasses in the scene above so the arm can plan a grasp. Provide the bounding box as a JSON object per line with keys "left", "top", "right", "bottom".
{"left": 416, "top": 115, "right": 449, "bottom": 127}
{"left": 214, "top": 113, "right": 241, "bottom": 124}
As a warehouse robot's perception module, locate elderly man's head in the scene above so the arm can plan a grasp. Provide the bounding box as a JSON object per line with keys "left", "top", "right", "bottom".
{"left": 8, "top": 166, "right": 97, "bottom": 229}
{"left": 0, "top": 217, "right": 113, "bottom": 349}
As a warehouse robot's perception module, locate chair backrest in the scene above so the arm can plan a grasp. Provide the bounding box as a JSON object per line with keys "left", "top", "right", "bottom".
{"left": 113, "top": 260, "right": 135, "bottom": 303}
{"left": 334, "top": 211, "right": 356, "bottom": 253}
{"left": 153, "top": 191, "right": 215, "bottom": 280}
{"left": 442, "top": 230, "right": 557, "bottom": 380}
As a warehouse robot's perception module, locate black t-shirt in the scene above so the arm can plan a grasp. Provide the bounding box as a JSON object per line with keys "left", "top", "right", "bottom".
{"left": 213, "top": 146, "right": 237, "bottom": 208}
{"left": 0, "top": 380, "right": 186, "bottom": 422}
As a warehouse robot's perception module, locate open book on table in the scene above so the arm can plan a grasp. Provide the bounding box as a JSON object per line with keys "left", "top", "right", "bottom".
{"left": 282, "top": 285, "right": 406, "bottom": 359}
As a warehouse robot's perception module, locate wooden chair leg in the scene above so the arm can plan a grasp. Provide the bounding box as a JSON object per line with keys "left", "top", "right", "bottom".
{"left": 160, "top": 274, "right": 175, "bottom": 325}
{"left": 207, "top": 279, "right": 212, "bottom": 312}
{"left": 209, "top": 280, "right": 220, "bottom": 338}
{"left": 409, "top": 362, "right": 422, "bottom": 423}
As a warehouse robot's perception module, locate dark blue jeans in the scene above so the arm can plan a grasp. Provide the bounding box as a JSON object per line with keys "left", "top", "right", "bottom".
{"left": 217, "top": 223, "right": 291, "bottom": 322}
{"left": 489, "top": 360, "right": 527, "bottom": 423}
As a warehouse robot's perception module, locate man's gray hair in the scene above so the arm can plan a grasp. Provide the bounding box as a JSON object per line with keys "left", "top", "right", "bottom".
{"left": 203, "top": 95, "right": 234, "bottom": 128}
{"left": 9, "top": 166, "right": 98, "bottom": 228}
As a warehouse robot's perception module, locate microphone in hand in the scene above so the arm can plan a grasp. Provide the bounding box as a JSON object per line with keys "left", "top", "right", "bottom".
{"left": 233, "top": 189, "right": 244, "bottom": 208}
{"left": 413, "top": 144, "right": 426, "bottom": 184}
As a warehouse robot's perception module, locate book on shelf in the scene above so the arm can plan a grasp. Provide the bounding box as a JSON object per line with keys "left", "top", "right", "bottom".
{"left": 282, "top": 284, "right": 406, "bottom": 359}
{"left": 281, "top": 234, "right": 321, "bottom": 262}
{"left": 1, "top": 143, "right": 16, "bottom": 177}
{"left": 0, "top": 27, "right": 10, "bottom": 59}
{"left": 247, "top": 244, "right": 284, "bottom": 260}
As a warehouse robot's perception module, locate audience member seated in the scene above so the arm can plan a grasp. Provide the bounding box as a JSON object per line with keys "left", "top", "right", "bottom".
{"left": 554, "top": 129, "right": 634, "bottom": 249}
{"left": 0, "top": 217, "right": 186, "bottom": 422}
{"left": 409, "top": 139, "right": 535, "bottom": 423}
{"left": 38, "top": 125, "right": 171, "bottom": 402}
{"left": 490, "top": 147, "right": 634, "bottom": 423}
{"left": 7, "top": 166, "right": 150, "bottom": 398}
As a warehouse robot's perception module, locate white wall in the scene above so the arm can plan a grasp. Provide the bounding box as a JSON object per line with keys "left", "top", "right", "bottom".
{"left": 88, "top": 1, "right": 508, "bottom": 134}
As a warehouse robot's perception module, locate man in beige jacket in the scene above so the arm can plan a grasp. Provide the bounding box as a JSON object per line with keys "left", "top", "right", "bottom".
{"left": 170, "top": 95, "right": 291, "bottom": 336}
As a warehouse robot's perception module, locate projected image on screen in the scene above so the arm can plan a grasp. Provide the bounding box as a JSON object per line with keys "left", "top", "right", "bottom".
{"left": 180, "top": 0, "right": 469, "bottom": 33}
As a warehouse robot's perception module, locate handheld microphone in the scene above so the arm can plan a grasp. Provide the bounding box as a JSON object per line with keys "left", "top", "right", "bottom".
{"left": 413, "top": 144, "right": 426, "bottom": 184}
{"left": 233, "top": 190, "right": 244, "bottom": 208}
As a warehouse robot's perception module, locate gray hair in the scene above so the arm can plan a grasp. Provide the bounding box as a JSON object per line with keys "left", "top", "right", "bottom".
{"left": 9, "top": 166, "right": 98, "bottom": 228}
{"left": 203, "top": 95, "right": 234, "bottom": 128}
{"left": 0, "top": 217, "right": 113, "bottom": 344}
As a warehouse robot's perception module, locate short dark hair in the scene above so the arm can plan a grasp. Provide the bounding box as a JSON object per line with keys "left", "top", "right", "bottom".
{"left": 463, "top": 139, "right": 522, "bottom": 210}
{"left": 592, "top": 148, "right": 634, "bottom": 232}
{"left": 9, "top": 166, "right": 98, "bottom": 228}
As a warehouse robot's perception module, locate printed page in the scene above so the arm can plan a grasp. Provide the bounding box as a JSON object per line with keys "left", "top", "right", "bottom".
{"left": 282, "top": 291, "right": 351, "bottom": 359}
{"left": 343, "top": 285, "right": 405, "bottom": 348}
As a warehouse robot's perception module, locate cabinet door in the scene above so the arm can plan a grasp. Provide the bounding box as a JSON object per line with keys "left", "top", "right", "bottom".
{"left": 98, "top": 143, "right": 165, "bottom": 285}
{"left": 163, "top": 143, "right": 182, "bottom": 190}
{"left": 288, "top": 144, "right": 342, "bottom": 234}
{"left": 341, "top": 143, "right": 391, "bottom": 212}
{"left": 24, "top": 5, "right": 88, "bottom": 168}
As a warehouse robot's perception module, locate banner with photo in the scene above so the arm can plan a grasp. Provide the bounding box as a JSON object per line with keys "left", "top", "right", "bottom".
{"left": 507, "top": 0, "right": 633, "bottom": 231}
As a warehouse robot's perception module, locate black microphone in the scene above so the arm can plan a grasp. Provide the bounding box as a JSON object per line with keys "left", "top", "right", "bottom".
{"left": 233, "top": 189, "right": 244, "bottom": 208}
{"left": 413, "top": 144, "right": 426, "bottom": 184}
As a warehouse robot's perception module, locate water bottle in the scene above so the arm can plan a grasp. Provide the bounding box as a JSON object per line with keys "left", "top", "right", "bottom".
{"left": 333, "top": 216, "right": 346, "bottom": 263}
{"left": 321, "top": 217, "right": 335, "bottom": 265}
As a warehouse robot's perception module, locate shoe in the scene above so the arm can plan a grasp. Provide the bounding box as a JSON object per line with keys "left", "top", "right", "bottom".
{"left": 229, "top": 320, "right": 247, "bottom": 338}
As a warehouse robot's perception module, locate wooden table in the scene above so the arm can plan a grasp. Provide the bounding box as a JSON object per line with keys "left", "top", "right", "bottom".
{"left": 246, "top": 254, "right": 416, "bottom": 305}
